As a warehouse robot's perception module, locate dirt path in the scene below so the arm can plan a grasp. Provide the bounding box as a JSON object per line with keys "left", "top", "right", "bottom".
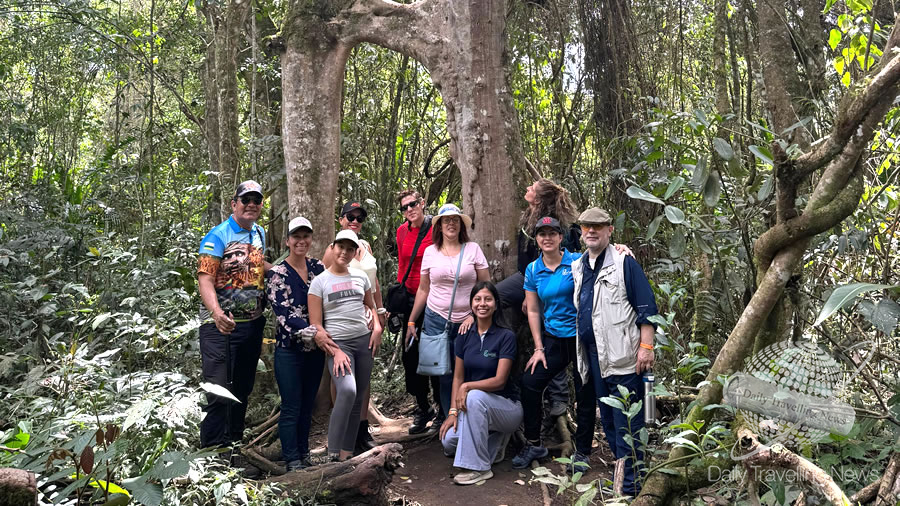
{"left": 373, "top": 416, "right": 616, "bottom": 506}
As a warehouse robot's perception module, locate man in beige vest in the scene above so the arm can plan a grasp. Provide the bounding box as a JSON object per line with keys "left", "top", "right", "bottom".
{"left": 571, "top": 207, "right": 658, "bottom": 496}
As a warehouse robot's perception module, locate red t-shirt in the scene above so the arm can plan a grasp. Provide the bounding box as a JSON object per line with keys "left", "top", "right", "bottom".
{"left": 396, "top": 219, "right": 434, "bottom": 294}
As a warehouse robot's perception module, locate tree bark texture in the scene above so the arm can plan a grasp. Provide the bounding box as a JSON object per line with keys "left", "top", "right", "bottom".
{"left": 635, "top": 16, "right": 900, "bottom": 505}
{"left": 267, "top": 443, "right": 403, "bottom": 505}
{"left": 281, "top": 0, "right": 522, "bottom": 274}
{"left": 200, "top": 0, "right": 252, "bottom": 217}
{"left": 0, "top": 468, "right": 37, "bottom": 506}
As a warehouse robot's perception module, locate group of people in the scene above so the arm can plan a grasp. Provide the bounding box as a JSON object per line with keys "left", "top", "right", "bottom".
{"left": 196, "top": 178, "right": 658, "bottom": 496}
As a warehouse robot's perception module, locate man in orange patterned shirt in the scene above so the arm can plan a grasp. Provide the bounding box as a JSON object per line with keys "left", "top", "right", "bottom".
{"left": 197, "top": 180, "right": 268, "bottom": 459}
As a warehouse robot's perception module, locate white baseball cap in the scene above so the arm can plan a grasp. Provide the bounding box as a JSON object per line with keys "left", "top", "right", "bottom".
{"left": 333, "top": 229, "right": 361, "bottom": 249}
{"left": 287, "top": 216, "right": 313, "bottom": 235}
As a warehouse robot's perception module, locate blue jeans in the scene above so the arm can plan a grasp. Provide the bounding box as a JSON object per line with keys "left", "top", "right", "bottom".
{"left": 423, "top": 306, "right": 462, "bottom": 418}
{"left": 274, "top": 345, "right": 326, "bottom": 462}
{"left": 585, "top": 341, "right": 645, "bottom": 495}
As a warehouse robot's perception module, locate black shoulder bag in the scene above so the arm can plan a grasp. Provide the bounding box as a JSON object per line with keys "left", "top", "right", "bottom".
{"left": 386, "top": 216, "right": 432, "bottom": 316}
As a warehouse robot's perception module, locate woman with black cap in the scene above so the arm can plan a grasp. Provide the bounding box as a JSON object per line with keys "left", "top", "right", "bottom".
{"left": 265, "top": 216, "right": 326, "bottom": 472}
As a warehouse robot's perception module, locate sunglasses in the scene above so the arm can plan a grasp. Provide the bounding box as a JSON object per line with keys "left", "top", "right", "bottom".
{"left": 239, "top": 195, "right": 263, "bottom": 206}
{"left": 400, "top": 201, "right": 420, "bottom": 212}
{"left": 345, "top": 214, "right": 366, "bottom": 223}
{"left": 580, "top": 223, "right": 610, "bottom": 232}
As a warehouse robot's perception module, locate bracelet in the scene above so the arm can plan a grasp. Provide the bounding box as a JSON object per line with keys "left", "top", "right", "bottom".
{"left": 407, "top": 321, "right": 416, "bottom": 327}
{"left": 448, "top": 408, "right": 458, "bottom": 415}
{"left": 640, "top": 343, "right": 654, "bottom": 350}
{"left": 534, "top": 347, "right": 544, "bottom": 352}
{"left": 376, "top": 308, "right": 387, "bottom": 315}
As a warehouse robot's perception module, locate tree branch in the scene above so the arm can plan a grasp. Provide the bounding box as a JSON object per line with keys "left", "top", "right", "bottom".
{"left": 337, "top": 0, "right": 442, "bottom": 69}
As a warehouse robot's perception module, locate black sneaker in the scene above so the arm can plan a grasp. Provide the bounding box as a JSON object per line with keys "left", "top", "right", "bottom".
{"left": 409, "top": 408, "right": 435, "bottom": 434}
{"left": 356, "top": 420, "right": 377, "bottom": 452}
{"left": 286, "top": 456, "right": 312, "bottom": 472}
{"left": 565, "top": 451, "right": 590, "bottom": 474}
{"left": 431, "top": 410, "right": 446, "bottom": 432}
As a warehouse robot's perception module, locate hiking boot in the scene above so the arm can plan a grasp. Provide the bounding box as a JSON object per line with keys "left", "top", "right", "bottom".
{"left": 511, "top": 443, "right": 548, "bottom": 469}
{"left": 409, "top": 408, "right": 434, "bottom": 434}
{"left": 431, "top": 410, "right": 446, "bottom": 432}
{"left": 453, "top": 469, "right": 494, "bottom": 485}
{"left": 356, "top": 420, "right": 376, "bottom": 453}
{"left": 285, "top": 456, "right": 312, "bottom": 472}
{"left": 565, "top": 451, "right": 590, "bottom": 474}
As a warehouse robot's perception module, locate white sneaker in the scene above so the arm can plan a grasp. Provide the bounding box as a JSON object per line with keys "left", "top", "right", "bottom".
{"left": 453, "top": 469, "right": 494, "bottom": 485}
{"left": 493, "top": 432, "right": 512, "bottom": 463}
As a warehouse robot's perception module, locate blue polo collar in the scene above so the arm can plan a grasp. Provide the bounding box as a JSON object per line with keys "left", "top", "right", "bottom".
{"left": 535, "top": 248, "right": 577, "bottom": 273}
{"left": 228, "top": 215, "right": 256, "bottom": 233}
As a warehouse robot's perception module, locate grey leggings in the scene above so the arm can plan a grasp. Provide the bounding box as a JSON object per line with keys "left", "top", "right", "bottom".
{"left": 326, "top": 332, "right": 374, "bottom": 454}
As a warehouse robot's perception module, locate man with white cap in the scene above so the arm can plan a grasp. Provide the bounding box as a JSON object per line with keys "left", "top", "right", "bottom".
{"left": 196, "top": 180, "right": 269, "bottom": 463}
{"left": 571, "top": 207, "right": 657, "bottom": 496}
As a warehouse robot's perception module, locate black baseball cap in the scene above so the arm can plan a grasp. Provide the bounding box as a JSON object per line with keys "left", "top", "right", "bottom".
{"left": 341, "top": 200, "right": 368, "bottom": 218}
{"left": 234, "top": 180, "right": 263, "bottom": 197}
{"left": 534, "top": 216, "right": 563, "bottom": 234}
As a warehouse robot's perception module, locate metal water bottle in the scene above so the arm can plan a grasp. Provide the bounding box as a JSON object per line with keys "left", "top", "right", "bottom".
{"left": 643, "top": 370, "right": 657, "bottom": 425}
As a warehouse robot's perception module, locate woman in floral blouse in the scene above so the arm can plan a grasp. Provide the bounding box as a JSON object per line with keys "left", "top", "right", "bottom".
{"left": 265, "top": 216, "right": 325, "bottom": 472}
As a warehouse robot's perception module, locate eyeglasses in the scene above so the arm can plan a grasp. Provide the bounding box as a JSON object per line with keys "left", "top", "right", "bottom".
{"left": 239, "top": 195, "right": 263, "bottom": 206}
{"left": 580, "top": 223, "right": 610, "bottom": 232}
{"left": 400, "top": 201, "right": 420, "bottom": 212}
{"left": 345, "top": 214, "right": 366, "bottom": 223}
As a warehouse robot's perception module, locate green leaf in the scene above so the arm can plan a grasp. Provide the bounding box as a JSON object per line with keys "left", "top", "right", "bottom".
{"left": 824, "top": 0, "right": 838, "bottom": 13}
{"left": 87, "top": 479, "right": 131, "bottom": 497}
{"left": 869, "top": 298, "right": 900, "bottom": 335}
{"left": 663, "top": 176, "right": 685, "bottom": 200}
{"left": 757, "top": 174, "right": 774, "bottom": 201}
{"left": 92, "top": 312, "right": 112, "bottom": 330}
{"left": 664, "top": 205, "right": 685, "bottom": 224}
{"left": 646, "top": 215, "right": 664, "bottom": 241}
{"left": 702, "top": 172, "right": 721, "bottom": 207}
{"left": 712, "top": 137, "right": 734, "bottom": 161}
{"left": 814, "top": 283, "right": 896, "bottom": 325}
{"left": 669, "top": 229, "right": 686, "bottom": 258}
{"left": 626, "top": 186, "right": 665, "bottom": 205}
{"left": 646, "top": 150, "right": 664, "bottom": 163}
{"left": 828, "top": 28, "right": 842, "bottom": 50}
{"left": 599, "top": 396, "right": 625, "bottom": 410}
{"left": 749, "top": 145, "right": 773, "bottom": 165}
{"left": 691, "top": 156, "right": 709, "bottom": 188}
{"left": 694, "top": 234, "right": 713, "bottom": 254}
{"left": 200, "top": 382, "right": 241, "bottom": 403}
{"left": 122, "top": 476, "right": 163, "bottom": 506}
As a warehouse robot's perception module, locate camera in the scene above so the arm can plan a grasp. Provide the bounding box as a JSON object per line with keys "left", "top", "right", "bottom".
{"left": 387, "top": 313, "right": 403, "bottom": 334}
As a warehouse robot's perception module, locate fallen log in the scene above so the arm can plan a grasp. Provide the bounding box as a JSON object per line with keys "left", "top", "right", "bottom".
{"left": 0, "top": 468, "right": 37, "bottom": 506}
{"left": 876, "top": 452, "right": 900, "bottom": 506}
{"left": 267, "top": 443, "right": 403, "bottom": 505}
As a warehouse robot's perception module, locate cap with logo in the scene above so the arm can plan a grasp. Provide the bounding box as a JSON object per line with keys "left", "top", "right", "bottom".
{"left": 333, "top": 229, "right": 362, "bottom": 250}
{"left": 533, "top": 216, "right": 562, "bottom": 234}
{"left": 287, "top": 216, "right": 313, "bottom": 235}
{"left": 577, "top": 207, "right": 612, "bottom": 225}
{"left": 434, "top": 203, "right": 473, "bottom": 228}
{"left": 341, "top": 200, "right": 368, "bottom": 218}
{"left": 234, "top": 180, "right": 263, "bottom": 197}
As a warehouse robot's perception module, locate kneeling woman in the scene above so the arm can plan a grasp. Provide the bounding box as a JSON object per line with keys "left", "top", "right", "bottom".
{"left": 440, "top": 281, "right": 521, "bottom": 485}
{"left": 309, "top": 230, "right": 383, "bottom": 462}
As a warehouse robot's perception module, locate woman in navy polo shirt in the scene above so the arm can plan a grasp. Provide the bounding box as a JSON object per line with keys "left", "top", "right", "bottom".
{"left": 265, "top": 217, "right": 326, "bottom": 472}
{"left": 512, "top": 216, "right": 582, "bottom": 469}
{"left": 440, "top": 281, "right": 521, "bottom": 485}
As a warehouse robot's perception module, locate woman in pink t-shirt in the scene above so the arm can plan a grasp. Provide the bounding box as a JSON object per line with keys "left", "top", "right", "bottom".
{"left": 407, "top": 203, "right": 490, "bottom": 419}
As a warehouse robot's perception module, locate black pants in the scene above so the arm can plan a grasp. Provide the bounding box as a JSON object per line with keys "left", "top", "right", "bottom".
{"left": 401, "top": 310, "right": 440, "bottom": 412}
{"left": 199, "top": 317, "right": 265, "bottom": 448}
{"left": 521, "top": 333, "right": 596, "bottom": 451}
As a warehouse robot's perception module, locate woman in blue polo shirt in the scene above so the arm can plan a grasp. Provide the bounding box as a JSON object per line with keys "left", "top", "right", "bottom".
{"left": 512, "top": 216, "right": 582, "bottom": 469}
{"left": 439, "top": 281, "right": 521, "bottom": 485}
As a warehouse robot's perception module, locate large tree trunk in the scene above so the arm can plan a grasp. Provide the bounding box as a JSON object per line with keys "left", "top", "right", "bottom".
{"left": 200, "top": 0, "right": 252, "bottom": 217}
{"left": 0, "top": 468, "right": 36, "bottom": 506}
{"left": 281, "top": 0, "right": 522, "bottom": 274}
